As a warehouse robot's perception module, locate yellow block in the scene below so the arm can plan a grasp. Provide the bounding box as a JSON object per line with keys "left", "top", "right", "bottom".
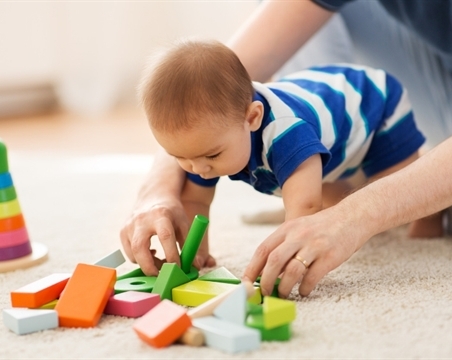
{"left": 173, "top": 280, "right": 262, "bottom": 307}
{"left": 0, "top": 199, "right": 21, "bottom": 219}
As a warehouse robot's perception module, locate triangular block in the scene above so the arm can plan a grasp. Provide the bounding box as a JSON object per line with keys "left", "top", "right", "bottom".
{"left": 213, "top": 283, "right": 247, "bottom": 325}
{"left": 262, "top": 296, "right": 296, "bottom": 329}
{"left": 199, "top": 266, "right": 240, "bottom": 284}
{"left": 152, "top": 263, "right": 190, "bottom": 300}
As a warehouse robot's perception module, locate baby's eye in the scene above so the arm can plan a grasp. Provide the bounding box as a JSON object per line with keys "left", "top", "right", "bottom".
{"left": 205, "top": 153, "right": 220, "bottom": 160}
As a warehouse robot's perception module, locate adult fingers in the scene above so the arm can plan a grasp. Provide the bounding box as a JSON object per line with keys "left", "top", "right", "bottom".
{"left": 242, "top": 224, "right": 291, "bottom": 294}
{"left": 130, "top": 226, "right": 159, "bottom": 276}
{"left": 277, "top": 254, "right": 313, "bottom": 298}
{"left": 154, "top": 217, "right": 181, "bottom": 266}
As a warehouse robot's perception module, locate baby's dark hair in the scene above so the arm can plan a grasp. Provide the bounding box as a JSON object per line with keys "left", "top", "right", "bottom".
{"left": 139, "top": 38, "right": 254, "bottom": 133}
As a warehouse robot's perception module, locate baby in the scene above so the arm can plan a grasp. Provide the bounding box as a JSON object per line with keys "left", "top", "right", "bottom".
{"left": 138, "top": 38, "right": 439, "bottom": 264}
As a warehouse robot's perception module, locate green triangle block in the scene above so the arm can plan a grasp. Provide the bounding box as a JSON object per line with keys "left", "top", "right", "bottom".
{"left": 246, "top": 313, "right": 291, "bottom": 341}
{"left": 116, "top": 267, "right": 146, "bottom": 280}
{"left": 263, "top": 296, "right": 296, "bottom": 329}
{"left": 152, "top": 263, "right": 190, "bottom": 300}
{"left": 0, "top": 140, "right": 8, "bottom": 174}
{"left": 198, "top": 266, "right": 241, "bottom": 284}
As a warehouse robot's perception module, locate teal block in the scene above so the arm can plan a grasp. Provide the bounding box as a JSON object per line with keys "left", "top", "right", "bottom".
{"left": 3, "top": 308, "right": 58, "bottom": 335}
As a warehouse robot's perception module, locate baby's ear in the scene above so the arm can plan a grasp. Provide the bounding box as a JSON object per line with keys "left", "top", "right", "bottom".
{"left": 246, "top": 101, "right": 264, "bottom": 131}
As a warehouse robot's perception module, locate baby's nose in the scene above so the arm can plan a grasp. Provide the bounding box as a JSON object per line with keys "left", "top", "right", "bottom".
{"left": 191, "top": 161, "right": 211, "bottom": 175}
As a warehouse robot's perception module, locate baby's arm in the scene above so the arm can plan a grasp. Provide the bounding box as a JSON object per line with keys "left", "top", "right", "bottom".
{"left": 180, "top": 178, "right": 217, "bottom": 269}
{"left": 281, "top": 154, "right": 323, "bottom": 220}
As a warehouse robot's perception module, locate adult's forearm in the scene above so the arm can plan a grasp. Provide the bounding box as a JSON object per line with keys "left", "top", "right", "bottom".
{"left": 137, "top": 148, "right": 185, "bottom": 202}
{"left": 227, "top": 0, "right": 333, "bottom": 81}
{"left": 339, "top": 138, "right": 452, "bottom": 243}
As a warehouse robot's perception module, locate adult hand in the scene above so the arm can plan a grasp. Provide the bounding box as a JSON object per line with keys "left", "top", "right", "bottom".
{"left": 120, "top": 197, "right": 190, "bottom": 276}
{"left": 242, "top": 205, "right": 364, "bottom": 298}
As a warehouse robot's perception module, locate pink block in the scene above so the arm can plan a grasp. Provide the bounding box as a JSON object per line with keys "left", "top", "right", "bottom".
{"left": 0, "top": 227, "right": 29, "bottom": 248}
{"left": 104, "top": 291, "right": 160, "bottom": 318}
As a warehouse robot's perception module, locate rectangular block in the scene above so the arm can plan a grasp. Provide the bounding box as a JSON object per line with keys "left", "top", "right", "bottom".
{"left": 55, "top": 263, "right": 116, "bottom": 327}
{"left": 192, "top": 316, "right": 260, "bottom": 353}
{"left": 3, "top": 308, "right": 58, "bottom": 335}
{"left": 104, "top": 291, "right": 160, "bottom": 318}
{"left": 133, "top": 299, "right": 191, "bottom": 348}
{"left": 10, "top": 273, "right": 71, "bottom": 308}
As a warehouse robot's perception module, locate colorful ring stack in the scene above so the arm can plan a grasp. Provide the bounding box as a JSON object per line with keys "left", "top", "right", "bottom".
{"left": 0, "top": 141, "right": 32, "bottom": 261}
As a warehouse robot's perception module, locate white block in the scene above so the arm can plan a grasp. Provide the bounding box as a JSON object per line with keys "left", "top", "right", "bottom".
{"left": 94, "top": 249, "right": 125, "bottom": 268}
{"left": 192, "top": 316, "right": 260, "bottom": 353}
{"left": 213, "top": 283, "right": 247, "bottom": 325}
{"left": 3, "top": 308, "right": 58, "bottom": 335}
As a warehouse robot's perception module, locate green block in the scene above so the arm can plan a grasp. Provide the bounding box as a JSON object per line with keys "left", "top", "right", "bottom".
{"left": 186, "top": 265, "right": 199, "bottom": 281}
{"left": 246, "top": 302, "right": 263, "bottom": 315}
{"left": 263, "top": 296, "right": 296, "bottom": 329}
{"left": 152, "top": 263, "right": 190, "bottom": 300}
{"left": 116, "top": 267, "right": 146, "bottom": 280}
{"left": 114, "top": 276, "right": 157, "bottom": 294}
{"left": 180, "top": 215, "right": 209, "bottom": 273}
{"left": 0, "top": 140, "right": 8, "bottom": 174}
{"left": 199, "top": 266, "right": 240, "bottom": 284}
{"left": 246, "top": 313, "right": 291, "bottom": 341}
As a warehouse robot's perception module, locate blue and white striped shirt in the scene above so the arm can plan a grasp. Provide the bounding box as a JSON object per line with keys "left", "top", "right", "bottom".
{"left": 188, "top": 64, "right": 425, "bottom": 196}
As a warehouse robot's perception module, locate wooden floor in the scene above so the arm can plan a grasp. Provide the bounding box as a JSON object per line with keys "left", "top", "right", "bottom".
{"left": 0, "top": 106, "right": 160, "bottom": 155}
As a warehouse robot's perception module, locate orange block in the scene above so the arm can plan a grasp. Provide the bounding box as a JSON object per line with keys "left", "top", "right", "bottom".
{"left": 55, "top": 263, "right": 116, "bottom": 328}
{"left": 11, "top": 273, "right": 71, "bottom": 308}
{"left": 133, "top": 299, "right": 191, "bottom": 348}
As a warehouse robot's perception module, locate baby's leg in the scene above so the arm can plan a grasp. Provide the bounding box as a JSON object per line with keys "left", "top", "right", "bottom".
{"left": 368, "top": 151, "right": 444, "bottom": 238}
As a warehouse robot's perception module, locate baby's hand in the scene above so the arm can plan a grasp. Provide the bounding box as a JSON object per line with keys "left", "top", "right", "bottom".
{"left": 193, "top": 238, "right": 216, "bottom": 270}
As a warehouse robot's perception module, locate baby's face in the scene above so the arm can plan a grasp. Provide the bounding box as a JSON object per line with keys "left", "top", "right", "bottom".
{"left": 152, "top": 118, "right": 252, "bottom": 179}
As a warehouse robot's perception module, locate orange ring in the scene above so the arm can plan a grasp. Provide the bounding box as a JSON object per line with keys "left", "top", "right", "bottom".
{"left": 0, "top": 214, "right": 25, "bottom": 232}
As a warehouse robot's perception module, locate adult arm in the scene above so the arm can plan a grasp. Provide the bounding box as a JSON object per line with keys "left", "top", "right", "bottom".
{"left": 227, "top": 0, "right": 334, "bottom": 81}
{"left": 244, "top": 137, "right": 452, "bottom": 297}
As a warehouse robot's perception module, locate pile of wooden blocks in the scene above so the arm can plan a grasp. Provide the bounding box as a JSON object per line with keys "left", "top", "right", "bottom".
{"left": 3, "top": 216, "right": 297, "bottom": 354}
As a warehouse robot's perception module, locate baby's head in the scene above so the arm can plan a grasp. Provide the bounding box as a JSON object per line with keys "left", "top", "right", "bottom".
{"left": 139, "top": 39, "right": 263, "bottom": 179}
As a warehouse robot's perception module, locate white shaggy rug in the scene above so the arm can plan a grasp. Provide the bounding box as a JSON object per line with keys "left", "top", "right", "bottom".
{"left": 1, "top": 150, "right": 452, "bottom": 359}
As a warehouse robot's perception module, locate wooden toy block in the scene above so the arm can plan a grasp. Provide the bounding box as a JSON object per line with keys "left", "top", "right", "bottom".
{"left": 0, "top": 227, "right": 29, "bottom": 248}
{"left": 188, "top": 281, "right": 255, "bottom": 319}
{"left": 246, "top": 302, "right": 263, "bottom": 315}
{"left": 114, "top": 276, "right": 157, "bottom": 294}
{"left": 3, "top": 308, "right": 58, "bottom": 335}
{"left": 133, "top": 299, "right": 191, "bottom": 348}
{"left": 10, "top": 273, "right": 71, "bottom": 308}
{"left": 40, "top": 299, "right": 58, "bottom": 309}
{"left": 246, "top": 313, "right": 291, "bottom": 341}
{"left": 180, "top": 215, "right": 209, "bottom": 273}
{"left": 0, "top": 198, "right": 21, "bottom": 219}
{"left": 55, "top": 263, "right": 116, "bottom": 328}
{"left": 174, "top": 280, "right": 261, "bottom": 307}
{"left": 192, "top": 316, "right": 261, "bottom": 353}
{"left": 198, "top": 266, "right": 241, "bottom": 284}
{"left": 262, "top": 296, "right": 296, "bottom": 329}
{"left": 177, "top": 326, "right": 205, "bottom": 347}
{"left": 213, "top": 283, "right": 247, "bottom": 325}
{"left": 94, "top": 249, "right": 125, "bottom": 268}
{"left": 116, "top": 266, "right": 145, "bottom": 280}
{"left": 152, "top": 263, "right": 190, "bottom": 300}
{"left": 104, "top": 291, "right": 160, "bottom": 318}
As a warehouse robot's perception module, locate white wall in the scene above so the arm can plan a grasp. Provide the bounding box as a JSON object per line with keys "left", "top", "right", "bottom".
{"left": 0, "top": 1, "right": 258, "bottom": 114}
